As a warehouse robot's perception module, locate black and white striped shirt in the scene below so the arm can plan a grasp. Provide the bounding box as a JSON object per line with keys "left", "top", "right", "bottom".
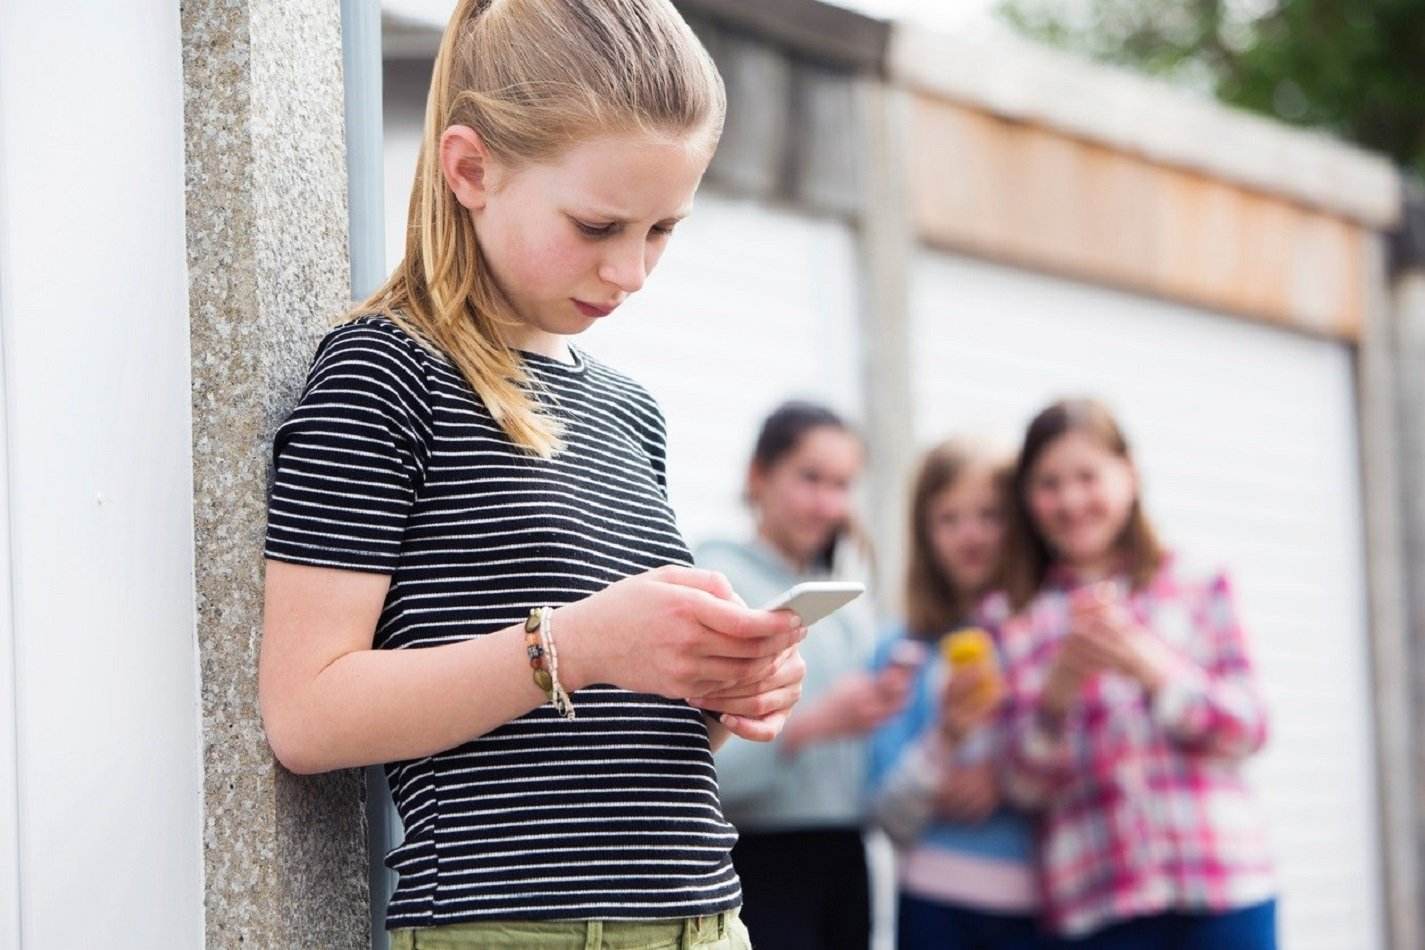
{"left": 264, "top": 315, "right": 741, "bottom": 927}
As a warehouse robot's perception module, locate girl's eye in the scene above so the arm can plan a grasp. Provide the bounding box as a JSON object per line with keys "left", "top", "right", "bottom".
{"left": 574, "top": 220, "right": 616, "bottom": 238}
{"left": 651, "top": 224, "right": 676, "bottom": 238}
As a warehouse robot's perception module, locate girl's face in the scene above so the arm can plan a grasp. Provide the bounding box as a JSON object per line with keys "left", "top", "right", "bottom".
{"left": 445, "top": 128, "right": 712, "bottom": 350}
{"left": 1025, "top": 431, "right": 1138, "bottom": 568}
{"left": 925, "top": 466, "right": 1005, "bottom": 598}
{"left": 750, "top": 427, "right": 864, "bottom": 569}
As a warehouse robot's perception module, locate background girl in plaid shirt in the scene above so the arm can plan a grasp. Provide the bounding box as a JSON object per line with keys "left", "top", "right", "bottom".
{"left": 994, "top": 398, "right": 1277, "bottom": 948}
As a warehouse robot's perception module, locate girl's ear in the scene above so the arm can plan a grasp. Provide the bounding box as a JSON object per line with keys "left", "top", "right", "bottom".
{"left": 1125, "top": 458, "right": 1143, "bottom": 504}
{"left": 745, "top": 462, "right": 766, "bottom": 509}
{"left": 439, "top": 125, "right": 493, "bottom": 212}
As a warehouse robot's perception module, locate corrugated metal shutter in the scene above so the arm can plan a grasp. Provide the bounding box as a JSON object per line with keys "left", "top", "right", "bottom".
{"left": 911, "top": 250, "right": 1383, "bottom": 950}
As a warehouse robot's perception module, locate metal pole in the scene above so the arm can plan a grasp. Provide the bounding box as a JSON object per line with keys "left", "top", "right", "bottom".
{"left": 340, "top": 2, "right": 392, "bottom": 949}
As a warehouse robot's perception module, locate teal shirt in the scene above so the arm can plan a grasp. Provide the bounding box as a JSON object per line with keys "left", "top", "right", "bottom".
{"left": 695, "top": 538, "right": 878, "bottom": 830}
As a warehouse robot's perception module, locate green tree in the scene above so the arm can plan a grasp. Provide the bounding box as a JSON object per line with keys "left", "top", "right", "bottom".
{"left": 999, "top": 0, "right": 1425, "bottom": 177}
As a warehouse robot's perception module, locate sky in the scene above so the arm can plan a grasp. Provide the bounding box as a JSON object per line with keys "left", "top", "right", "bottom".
{"left": 820, "top": 0, "right": 1003, "bottom": 29}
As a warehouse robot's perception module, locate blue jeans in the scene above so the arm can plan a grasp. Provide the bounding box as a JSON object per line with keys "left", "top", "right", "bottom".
{"left": 1061, "top": 900, "right": 1277, "bottom": 950}
{"left": 897, "top": 893, "right": 1051, "bottom": 950}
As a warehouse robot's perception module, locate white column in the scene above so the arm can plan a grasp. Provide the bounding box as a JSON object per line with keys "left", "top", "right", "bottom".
{"left": 0, "top": 1, "right": 203, "bottom": 946}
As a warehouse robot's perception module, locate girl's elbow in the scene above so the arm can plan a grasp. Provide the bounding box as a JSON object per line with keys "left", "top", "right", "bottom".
{"left": 260, "top": 695, "right": 327, "bottom": 775}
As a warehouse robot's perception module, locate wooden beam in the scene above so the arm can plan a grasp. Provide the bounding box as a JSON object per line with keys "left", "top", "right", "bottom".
{"left": 675, "top": 0, "right": 889, "bottom": 73}
{"left": 908, "top": 95, "right": 1371, "bottom": 340}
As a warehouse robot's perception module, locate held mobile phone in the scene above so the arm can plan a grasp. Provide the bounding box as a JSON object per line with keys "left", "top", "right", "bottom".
{"left": 760, "top": 581, "right": 865, "bottom": 627}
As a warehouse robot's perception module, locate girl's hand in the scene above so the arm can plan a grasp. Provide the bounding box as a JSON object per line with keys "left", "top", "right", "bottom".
{"left": 1040, "top": 627, "right": 1104, "bottom": 723}
{"left": 938, "top": 662, "right": 1000, "bottom": 742}
{"left": 932, "top": 761, "right": 999, "bottom": 823}
{"left": 689, "top": 645, "right": 808, "bottom": 742}
{"left": 556, "top": 566, "right": 807, "bottom": 700}
{"left": 778, "top": 666, "right": 915, "bottom": 757}
{"left": 1070, "top": 590, "right": 1172, "bottom": 693}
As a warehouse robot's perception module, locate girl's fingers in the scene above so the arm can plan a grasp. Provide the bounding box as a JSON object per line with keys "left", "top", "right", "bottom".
{"left": 695, "top": 684, "right": 801, "bottom": 719}
{"left": 699, "top": 625, "right": 806, "bottom": 660}
{"left": 680, "top": 655, "right": 767, "bottom": 693}
{"left": 655, "top": 566, "right": 738, "bottom": 601}
{"left": 689, "top": 651, "right": 804, "bottom": 702}
{"left": 690, "top": 592, "right": 801, "bottom": 640}
{"left": 718, "top": 710, "right": 788, "bottom": 742}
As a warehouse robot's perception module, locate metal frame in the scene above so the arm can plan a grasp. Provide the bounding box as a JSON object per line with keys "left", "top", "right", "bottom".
{"left": 0, "top": 10, "right": 22, "bottom": 939}
{"left": 341, "top": 2, "right": 393, "bottom": 949}
{"left": 674, "top": 0, "right": 890, "bottom": 73}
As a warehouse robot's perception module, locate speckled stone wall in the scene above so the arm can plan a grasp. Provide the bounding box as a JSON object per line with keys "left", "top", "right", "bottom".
{"left": 181, "top": 0, "right": 370, "bottom": 946}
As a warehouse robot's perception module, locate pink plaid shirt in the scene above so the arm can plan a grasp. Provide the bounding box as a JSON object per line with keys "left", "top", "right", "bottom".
{"left": 995, "top": 553, "right": 1275, "bottom": 937}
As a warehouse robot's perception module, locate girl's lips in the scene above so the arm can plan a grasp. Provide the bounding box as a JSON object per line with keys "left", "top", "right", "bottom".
{"left": 573, "top": 299, "right": 616, "bottom": 318}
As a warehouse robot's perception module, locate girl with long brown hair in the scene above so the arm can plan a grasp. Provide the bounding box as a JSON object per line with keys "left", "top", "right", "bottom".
{"left": 698, "top": 401, "right": 911, "bottom": 950}
{"left": 996, "top": 398, "right": 1276, "bottom": 947}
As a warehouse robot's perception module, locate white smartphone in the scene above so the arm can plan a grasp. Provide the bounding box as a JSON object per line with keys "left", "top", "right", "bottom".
{"left": 760, "top": 581, "right": 865, "bottom": 627}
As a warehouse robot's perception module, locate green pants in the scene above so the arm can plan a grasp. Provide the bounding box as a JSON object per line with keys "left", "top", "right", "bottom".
{"left": 389, "top": 909, "right": 752, "bottom": 949}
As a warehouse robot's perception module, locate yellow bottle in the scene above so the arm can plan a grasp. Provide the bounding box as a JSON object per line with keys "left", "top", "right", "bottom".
{"left": 941, "top": 627, "right": 1001, "bottom": 706}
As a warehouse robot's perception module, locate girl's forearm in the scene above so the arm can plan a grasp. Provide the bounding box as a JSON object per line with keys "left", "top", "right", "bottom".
{"left": 265, "top": 622, "right": 551, "bottom": 774}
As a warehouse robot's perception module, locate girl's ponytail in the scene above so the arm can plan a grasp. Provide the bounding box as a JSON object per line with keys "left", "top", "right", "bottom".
{"left": 350, "top": 0, "right": 724, "bottom": 458}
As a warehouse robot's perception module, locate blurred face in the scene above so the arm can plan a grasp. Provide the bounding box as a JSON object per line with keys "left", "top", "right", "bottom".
{"left": 1025, "top": 431, "right": 1138, "bottom": 569}
{"left": 925, "top": 466, "right": 1005, "bottom": 597}
{"left": 442, "top": 128, "right": 711, "bottom": 351}
{"left": 751, "top": 427, "right": 864, "bottom": 569}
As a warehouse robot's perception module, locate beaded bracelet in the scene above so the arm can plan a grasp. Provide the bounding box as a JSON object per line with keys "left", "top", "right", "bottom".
{"left": 524, "top": 606, "right": 575, "bottom": 720}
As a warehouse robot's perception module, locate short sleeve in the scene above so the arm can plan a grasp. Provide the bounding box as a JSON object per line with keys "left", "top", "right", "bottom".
{"left": 630, "top": 388, "right": 671, "bottom": 501}
{"left": 264, "top": 320, "right": 434, "bottom": 573}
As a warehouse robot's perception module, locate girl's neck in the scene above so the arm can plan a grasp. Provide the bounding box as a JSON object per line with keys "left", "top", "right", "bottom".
{"left": 506, "top": 324, "right": 574, "bottom": 364}
{"left": 756, "top": 525, "right": 813, "bottom": 575}
{"left": 1063, "top": 553, "right": 1120, "bottom": 584}
{"left": 953, "top": 583, "right": 986, "bottom": 620}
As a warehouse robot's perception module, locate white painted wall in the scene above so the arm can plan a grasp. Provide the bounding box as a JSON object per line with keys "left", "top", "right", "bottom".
{"left": 580, "top": 193, "right": 863, "bottom": 547}
{"left": 0, "top": 3, "right": 203, "bottom": 947}
{"left": 911, "top": 251, "right": 1382, "bottom": 950}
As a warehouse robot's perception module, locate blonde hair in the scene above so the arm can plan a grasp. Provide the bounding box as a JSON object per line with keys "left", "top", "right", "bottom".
{"left": 351, "top": 0, "right": 726, "bottom": 456}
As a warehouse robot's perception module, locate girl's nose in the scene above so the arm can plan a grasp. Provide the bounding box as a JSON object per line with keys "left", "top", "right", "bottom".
{"left": 598, "top": 241, "right": 647, "bottom": 294}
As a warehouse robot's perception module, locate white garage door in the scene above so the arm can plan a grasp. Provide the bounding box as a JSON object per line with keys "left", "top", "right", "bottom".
{"left": 911, "top": 251, "right": 1383, "bottom": 950}
{"left": 583, "top": 189, "right": 863, "bottom": 548}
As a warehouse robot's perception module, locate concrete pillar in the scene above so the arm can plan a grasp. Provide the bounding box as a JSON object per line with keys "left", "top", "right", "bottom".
{"left": 1391, "top": 189, "right": 1425, "bottom": 942}
{"left": 180, "top": 1, "right": 370, "bottom": 946}
{"left": 853, "top": 79, "right": 916, "bottom": 616}
{"left": 1359, "top": 231, "right": 1421, "bottom": 950}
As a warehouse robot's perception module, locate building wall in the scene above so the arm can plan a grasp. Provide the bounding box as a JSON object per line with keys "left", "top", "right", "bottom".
{"left": 381, "top": 7, "right": 1400, "bottom": 946}
{"left": 0, "top": 2, "right": 203, "bottom": 946}
{"left": 582, "top": 191, "right": 864, "bottom": 550}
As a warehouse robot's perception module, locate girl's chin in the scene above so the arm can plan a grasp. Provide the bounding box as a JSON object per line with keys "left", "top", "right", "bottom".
{"left": 1059, "top": 541, "right": 1114, "bottom": 562}
{"left": 795, "top": 530, "right": 837, "bottom": 558}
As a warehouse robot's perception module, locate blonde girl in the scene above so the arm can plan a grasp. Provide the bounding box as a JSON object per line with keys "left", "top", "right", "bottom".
{"left": 258, "top": 2, "right": 807, "bottom": 947}
{"left": 867, "top": 439, "right": 1049, "bottom": 950}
